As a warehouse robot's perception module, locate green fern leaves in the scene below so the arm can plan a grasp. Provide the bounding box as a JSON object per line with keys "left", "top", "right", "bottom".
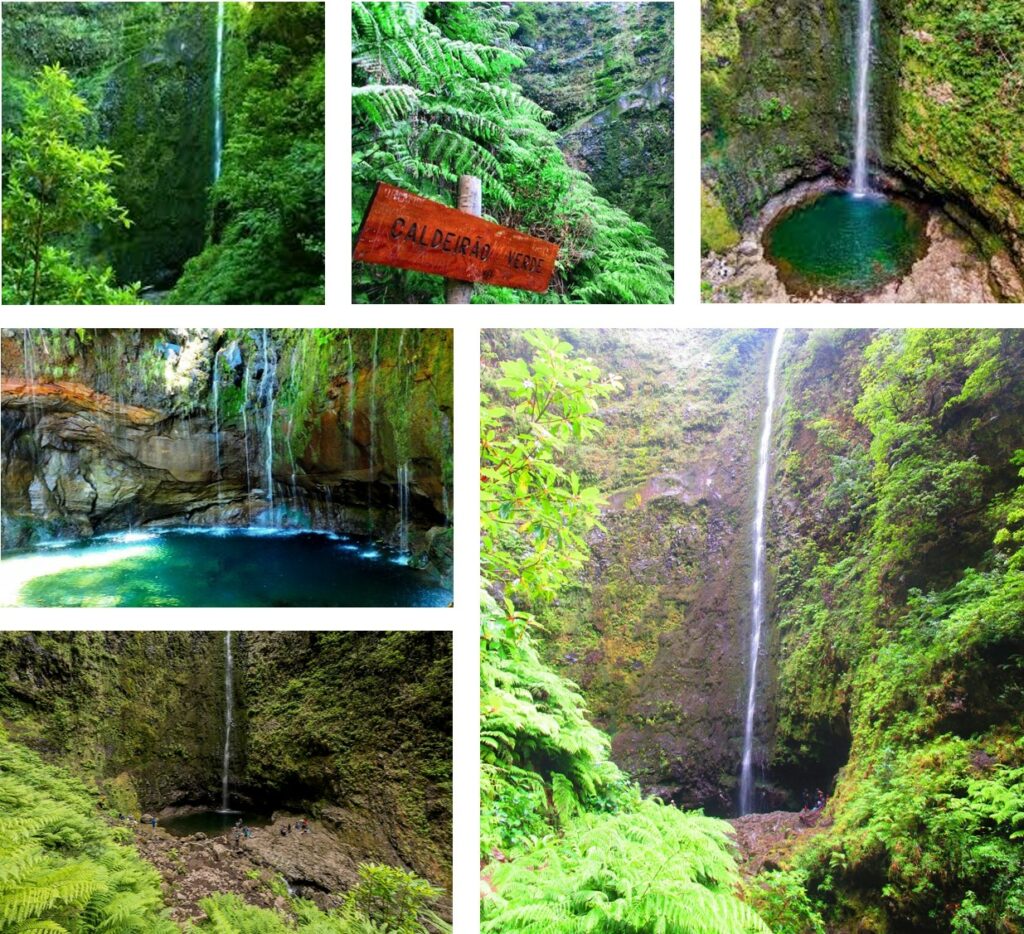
{"left": 352, "top": 2, "right": 673, "bottom": 303}
{"left": 0, "top": 729, "right": 175, "bottom": 934}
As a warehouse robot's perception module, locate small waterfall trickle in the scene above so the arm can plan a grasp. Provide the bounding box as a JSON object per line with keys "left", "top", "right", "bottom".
{"left": 368, "top": 329, "right": 379, "bottom": 530}
{"left": 398, "top": 462, "right": 410, "bottom": 554}
{"left": 241, "top": 361, "right": 252, "bottom": 517}
{"left": 739, "top": 329, "right": 785, "bottom": 816}
{"left": 261, "top": 329, "right": 276, "bottom": 509}
{"left": 221, "top": 631, "right": 234, "bottom": 812}
{"left": 852, "top": 0, "right": 873, "bottom": 195}
{"left": 212, "top": 0, "right": 225, "bottom": 182}
{"left": 211, "top": 350, "right": 223, "bottom": 515}
{"left": 346, "top": 334, "right": 356, "bottom": 462}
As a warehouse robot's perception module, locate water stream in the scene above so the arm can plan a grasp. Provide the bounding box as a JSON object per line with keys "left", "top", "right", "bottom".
{"left": 261, "top": 329, "right": 276, "bottom": 508}
{"left": 212, "top": 0, "right": 225, "bottom": 182}
{"left": 852, "top": 0, "right": 873, "bottom": 194}
{"left": 739, "top": 329, "right": 784, "bottom": 815}
{"left": 221, "top": 631, "right": 234, "bottom": 811}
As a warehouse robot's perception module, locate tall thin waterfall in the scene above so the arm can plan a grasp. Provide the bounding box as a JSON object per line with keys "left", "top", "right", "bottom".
{"left": 368, "top": 329, "right": 379, "bottom": 529}
{"left": 241, "top": 362, "right": 252, "bottom": 515}
{"left": 261, "top": 329, "right": 275, "bottom": 508}
{"left": 221, "top": 631, "right": 234, "bottom": 811}
{"left": 212, "top": 0, "right": 225, "bottom": 181}
{"left": 739, "top": 329, "right": 785, "bottom": 816}
{"left": 398, "top": 462, "right": 410, "bottom": 554}
{"left": 211, "top": 350, "right": 222, "bottom": 477}
{"left": 852, "top": 0, "right": 873, "bottom": 195}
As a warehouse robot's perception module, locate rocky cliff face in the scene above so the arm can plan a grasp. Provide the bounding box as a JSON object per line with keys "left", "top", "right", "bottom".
{"left": 512, "top": 2, "right": 674, "bottom": 254}
{"left": 0, "top": 631, "right": 226, "bottom": 810}
{"left": 0, "top": 329, "right": 453, "bottom": 580}
{"left": 702, "top": 0, "right": 1023, "bottom": 292}
{"left": 0, "top": 630, "right": 453, "bottom": 893}
{"left": 486, "top": 330, "right": 774, "bottom": 813}
{"left": 1, "top": 4, "right": 217, "bottom": 288}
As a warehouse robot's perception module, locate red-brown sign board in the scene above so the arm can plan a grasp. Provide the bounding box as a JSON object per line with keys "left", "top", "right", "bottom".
{"left": 353, "top": 183, "right": 559, "bottom": 293}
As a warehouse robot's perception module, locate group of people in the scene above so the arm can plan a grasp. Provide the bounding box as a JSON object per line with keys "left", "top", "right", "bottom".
{"left": 800, "top": 788, "right": 827, "bottom": 812}
{"left": 279, "top": 818, "right": 310, "bottom": 837}
{"left": 231, "top": 819, "right": 256, "bottom": 845}
{"left": 117, "top": 813, "right": 158, "bottom": 829}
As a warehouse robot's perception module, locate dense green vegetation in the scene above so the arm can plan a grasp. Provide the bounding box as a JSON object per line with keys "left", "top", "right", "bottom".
{"left": 481, "top": 329, "right": 1024, "bottom": 932}
{"left": 701, "top": 0, "right": 1023, "bottom": 298}
{"left": 1, "top": 3, "right": 324, "bottom": 304}
{"left": 480, "top": 331, "right": 768, "bottom": 932}
{"left": 0, "top": 632, "right": 452, "bottom": 932}
{"left": 767, "top": 329, "right": 1024, "bottom": 931}
{"left": 353, "top": 2, "right": 673, "bottom": 304}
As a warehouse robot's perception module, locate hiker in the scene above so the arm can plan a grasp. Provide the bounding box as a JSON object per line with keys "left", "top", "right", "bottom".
{"left": 301, "top": 818, "right": 309, "bottom": 834}
{"left": 814, "top": 788, "right": 826, "bottom": 811}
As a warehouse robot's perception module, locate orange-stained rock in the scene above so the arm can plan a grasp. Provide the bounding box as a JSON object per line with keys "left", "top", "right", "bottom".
{"left": 1, "top": 379, "right": 164, "bottom": 426}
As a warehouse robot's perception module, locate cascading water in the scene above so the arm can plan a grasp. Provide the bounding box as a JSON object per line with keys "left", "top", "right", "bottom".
{"left": 211, "top": 350, "right": 222, "bottom": 494}
{"left": 261, "top": 329, "right": 276, "bottom": 509}
{"left": 852, "top": 0, "right": 873, "bottom": 195}
{"left": 368, "top": 329, "right": 379, "bottom": 530}
{"left": 212, "top": 0, "right": 225, "bottom": 182}
{"left": 220, "top": 631, "right": 234, "bottom": 811}
{"left": 398, "top": 462, "right": 410, "bottom": 554}
{"left": 241, "top": 362, "right": 252, "bottom": 516}
{"left": 346, "top": 334, "right": 356, "bottom": 461}
{"left": 739, "top": 328, "right": 784, "bottom": 816}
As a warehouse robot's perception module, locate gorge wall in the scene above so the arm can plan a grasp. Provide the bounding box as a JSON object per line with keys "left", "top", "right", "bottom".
{"left": 701, "top": 0, "right": 1024, "bottom": 293}
{"left": 506, "top": 329, "right": 1024, "bottom": 829}
{"left": 1, "top": 3, "right": 219, "bottom": 288}
{"left": 0, "top": 630, "right": 453, "bottom": 893}
{"left": 485, "top": 329, "right": 773, "bottom": 814}
{"left": 0, "top": 329, "right": 453, "bottom": 583}
{"left": 511, "top": 2, "right": 674, "bottom": 254}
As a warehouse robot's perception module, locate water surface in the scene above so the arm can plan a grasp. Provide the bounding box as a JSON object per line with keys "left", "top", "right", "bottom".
{"left": 764, "top": 190, "right": 926, "bottom": 297}
{"left": 160, "top": 809, "right": 273, "bottom": 838}
{"left": 0, "top": 528, "right": 451, "bottom": 607}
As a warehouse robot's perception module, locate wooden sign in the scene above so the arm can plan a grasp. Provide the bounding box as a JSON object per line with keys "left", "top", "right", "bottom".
{"left": 353, "top": 182, "right": 559, "bottom": 294}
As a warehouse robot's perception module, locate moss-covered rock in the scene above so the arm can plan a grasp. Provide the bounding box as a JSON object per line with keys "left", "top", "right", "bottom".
{"left": 512, "top": 2, "right": 674, "bottom": 254}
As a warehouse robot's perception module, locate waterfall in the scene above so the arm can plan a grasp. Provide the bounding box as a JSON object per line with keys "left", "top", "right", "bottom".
{"left": 368, "top": 329, "right": 379, "bottom": 529}
{"left": 398, "top": 462, "right": 410, "bottom": 554}
{"left": 212, "top": 0, "right": 225, "bottom": 182}
{"left": 261, "top": 329, "right": 275, "bottom": 508}
{"left": 852, "top": 0, "right": 873, "bottom": 195}
{"left": 221, "top": 631, "right": 234, "bottom": 811}
{"left": 241, "top": 361, "right": 252, "bottom": 516}
{"left": 346, "top": 334, "right": 356, "bottom": 460}
{"left": 211, "top": 350, "right": 222, "bottom": 478}
{"left": 739, "top": 328, "right": 785, "bottom": 816}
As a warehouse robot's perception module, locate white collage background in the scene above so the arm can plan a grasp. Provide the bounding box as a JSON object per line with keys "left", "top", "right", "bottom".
{"left": 2, "top": 1, "right": 1022, "bottom": 931}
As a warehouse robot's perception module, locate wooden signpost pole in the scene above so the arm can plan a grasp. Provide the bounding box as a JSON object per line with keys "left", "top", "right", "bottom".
{"left": 445, "top": 175, "right": 482, "bottom": 304}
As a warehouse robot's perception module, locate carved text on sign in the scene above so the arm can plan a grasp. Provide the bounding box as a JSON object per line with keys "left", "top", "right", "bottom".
{"left": 353, "top": 183, "right": 559, "bottom": 293}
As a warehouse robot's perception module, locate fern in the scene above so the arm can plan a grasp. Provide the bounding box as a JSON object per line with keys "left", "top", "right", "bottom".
{"left": 483, "top": 799, "right": 771, "bottom": 933}
{"left": 0, "top": 728, "right": 175, "bottom": 933}
{"left": 352, "top": 1, "right": 673, "bottom": 303}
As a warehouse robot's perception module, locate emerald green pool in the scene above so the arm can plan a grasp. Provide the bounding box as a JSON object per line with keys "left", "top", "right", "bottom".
{"left": 0, "top": 529, "right": 451, "bottom": 607}
{"left": 764, "top": 190, "right": 926, "bottom": 297}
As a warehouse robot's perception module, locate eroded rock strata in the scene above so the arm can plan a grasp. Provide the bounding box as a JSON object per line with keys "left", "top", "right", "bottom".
{"left": 0, "top": 329, "right": 453, "bottom": 584}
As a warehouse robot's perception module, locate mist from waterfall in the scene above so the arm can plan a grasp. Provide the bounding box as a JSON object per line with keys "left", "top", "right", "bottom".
{"left": 739, "top": 329, "right": 784, "bottom": 816}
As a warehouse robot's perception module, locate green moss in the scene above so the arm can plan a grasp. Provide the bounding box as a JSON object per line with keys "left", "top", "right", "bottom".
{"left": 701, "top": 182, "right": 741, "bottom": 254}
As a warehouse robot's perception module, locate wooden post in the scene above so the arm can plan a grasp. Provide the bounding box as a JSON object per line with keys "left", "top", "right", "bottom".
{"left": 445, "top": 175, "right": 482, "bottom": 304}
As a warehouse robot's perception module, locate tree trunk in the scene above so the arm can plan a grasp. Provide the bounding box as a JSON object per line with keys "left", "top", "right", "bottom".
{"left": 29, "top": 201, "right": 45, "bottom": 305}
